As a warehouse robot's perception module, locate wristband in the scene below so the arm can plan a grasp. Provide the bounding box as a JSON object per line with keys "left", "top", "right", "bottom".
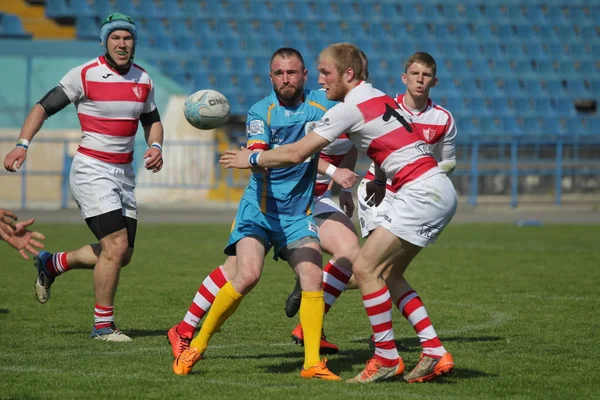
{"left": 151, "top": 142, "right": 162, "bottom": 152}
{"left": 248, "top": 152, "right": 261, "bottom": 167}
{"left": 325, "top": 164, "right": 337, "bottom": 178}
{"left": 16, "top": 138, "right": 30, "bottom": 150}
{"left": 374, "top": 178, "right": 386, "bottom": 187}
{"left": 341, "top": 188, "right": 352, "bottom": 193}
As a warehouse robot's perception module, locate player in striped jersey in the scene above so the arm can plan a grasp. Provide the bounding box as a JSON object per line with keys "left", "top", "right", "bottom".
{"left": 2, "top": 13, "right": 164, "bottom": 342}
{"left": 354, "top": 52, "right": 457, "bottom": 383}
{"left": 220, "top": 43, "right": 457, "bottom": 383}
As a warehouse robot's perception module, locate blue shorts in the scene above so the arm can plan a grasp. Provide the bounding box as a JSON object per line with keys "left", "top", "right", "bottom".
{"left": 224, "top": 198, "right": 320, "bottom": 261}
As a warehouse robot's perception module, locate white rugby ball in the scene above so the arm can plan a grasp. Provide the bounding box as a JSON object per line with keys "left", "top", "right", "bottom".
{"left": 183, "top": 89, "right": 230, "bottom": 130}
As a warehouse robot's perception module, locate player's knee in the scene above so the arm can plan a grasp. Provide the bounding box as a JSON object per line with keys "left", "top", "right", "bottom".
{"left": 352, "top": 260, "right": 373, "bottom": 282}
{"left": 234, "top": 262, "right": 262, "bottom": 293}
{"left": 121, "top": 247, "right": 134, "bottom": 267}
{"left": 332, "top": 243, "right": 360, "bottom": 267}
{"left": 101, "top": 232, "right": 130, "bottom": 264}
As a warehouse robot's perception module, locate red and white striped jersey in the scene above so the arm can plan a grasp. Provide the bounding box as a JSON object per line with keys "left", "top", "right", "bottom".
{"left": 314, "top": 134, "right": 353, "bottom": 196}
{"left": 59, "top": 56, "right": 156, "bottom": 164}
{"left": 313, "top": 82, "right": 442, "bottom": 192}
{"left": 396, "top": 93, "right": 456, "bottom": 171}
{"left": 363, "top": 93, "right": 458, "bottom": 182}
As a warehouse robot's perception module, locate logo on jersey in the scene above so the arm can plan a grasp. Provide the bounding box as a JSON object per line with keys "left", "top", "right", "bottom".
{"left": 132, "top": 85, "right": 142, "bottom": 99}
{"left": 317, "top": 117, "right": 330, "bottom": 127}
{"left": 246, "top": 120, "right": 264, "bottom": 136}
{"left": 102, "top": 73, "right": 113, "bottom": 79}
{"left": 305, "top": 121, "right": 317, "bottom": 134}
{"left": 417, "top": 223, "right": 443, "bottom": 240}
{"left": 422, "top": 127, "right": 437, "bottom": 142}
{"left": 284, "top": 109, "right": 304, "bottom": 117}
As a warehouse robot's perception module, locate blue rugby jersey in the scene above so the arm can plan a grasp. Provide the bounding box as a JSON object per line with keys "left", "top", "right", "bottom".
{"left": 242, "top": 89, "right": 337, "bottom": 219}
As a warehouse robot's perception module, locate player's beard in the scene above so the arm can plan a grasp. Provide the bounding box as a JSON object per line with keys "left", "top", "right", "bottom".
{"left": 275, "top": 84, "right": 302, "bottom": 106}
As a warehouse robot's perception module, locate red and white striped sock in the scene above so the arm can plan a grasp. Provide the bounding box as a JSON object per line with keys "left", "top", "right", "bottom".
{"left": 363, "top": 286, "right": 400, "bottom": 367}
{"left": 397, "top": 290, "right": 446, "bottom": 358}
{"left": 45, "top": 252, "right": 71, "bottom": 277}
{"left": 322, "top": 260, "right": 352, "bottom": 314}
{"left": 94, "top": 304, "right": 114, "bottom": 330}
{"left": 177, "top": 265, "right": 228, "bottom": 338}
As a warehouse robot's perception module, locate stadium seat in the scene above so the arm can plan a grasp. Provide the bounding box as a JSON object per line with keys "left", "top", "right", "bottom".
{"left": 491, "top": 97, "right": 513, "bottom": 116}
{"left": 45, "top": 0, "right": 72, "bottom": 19}
{"left": 0, "top": 13, "right": 32, "bottom": 38}
{"left": 76, "top": 16, "right": 100, "bottom": 40}
{"left": 72, "top": 0, "right": 95, "bottom": 18}
{"left": 565, "top": 79, "right": 591, "bottom": 97}
{"left": 481, "top": 78, "right": 502, "bottom": 97}
{"left": 535, "top": 98, "right": 554, "bottom": 115}
{"left": 503, "top": 116, "right": 522, "bottom": 135}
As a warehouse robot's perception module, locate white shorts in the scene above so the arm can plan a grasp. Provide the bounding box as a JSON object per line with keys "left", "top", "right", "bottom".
{"left": 313, "top": 191, "right": 344, "bottom": 225}
{"left": 379, "top": 173, "right": 457, "bottom": 247}
{"left": 70, "top": 153, "right": 138, "bottom": 220}
{"left": 357, "top": 178, "right": 391, "bottom": 238}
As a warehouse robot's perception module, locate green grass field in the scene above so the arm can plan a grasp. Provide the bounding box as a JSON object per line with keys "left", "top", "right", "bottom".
{"left": 1, "top": 223, "right": 599, "bottom": 399}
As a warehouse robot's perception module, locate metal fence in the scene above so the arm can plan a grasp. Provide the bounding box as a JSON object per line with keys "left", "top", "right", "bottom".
{"left": 1, "top": 135, "right": 600, "bottom": 209}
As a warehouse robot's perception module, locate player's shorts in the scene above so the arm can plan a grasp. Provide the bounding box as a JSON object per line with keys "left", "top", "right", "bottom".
{"left": 313, "top": 190, "right": 344, "bottom": 226}
{"left": 379, "top": 172, "right": 457, "bottom": 248}
{"left": 357, "top": 178, "right": 391, "bottom": 238}
{"left": 70, "top": 153, "right": 137, "bottom": 220}
{"left": 225, "top": 198, "right": 320, "bottom": 261}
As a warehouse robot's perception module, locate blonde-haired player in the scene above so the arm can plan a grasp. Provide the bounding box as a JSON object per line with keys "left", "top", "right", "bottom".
{"left": 220, "top": 43, "right": 457, "bottom": 383}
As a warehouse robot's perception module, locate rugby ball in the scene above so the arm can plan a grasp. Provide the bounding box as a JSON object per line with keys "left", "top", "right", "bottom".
{"left": 183, "top": 89, "right": 230, "bottom": 130}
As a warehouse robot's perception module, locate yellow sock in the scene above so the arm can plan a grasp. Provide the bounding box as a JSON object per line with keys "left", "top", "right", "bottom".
{"left": 190, "top": 282, "right": 244, "bottom": 354}
{"left": 300, "top": 290, "right": 325, "bottom": 370}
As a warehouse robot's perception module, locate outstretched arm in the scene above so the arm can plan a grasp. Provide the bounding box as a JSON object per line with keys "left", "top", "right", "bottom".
{"left": 220, "top": 131, "right": 331, "bottom": 169}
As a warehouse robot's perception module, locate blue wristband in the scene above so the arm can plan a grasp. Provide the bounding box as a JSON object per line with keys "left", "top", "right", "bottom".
{"left": 151, "top": 142, "right": 162, "bottom": 152}
{"left": 374, "top": 178, "right": 386, "bottom": 187}
{"left": 248, "top": 152, "right": 261, "bottom": 167}
{"left": 16, "top": 138, "right": 30, "bottom": 150}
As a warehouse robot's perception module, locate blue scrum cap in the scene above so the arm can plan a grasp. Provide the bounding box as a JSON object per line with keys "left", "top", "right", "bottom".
{"left": 100, "top": 13, "right": 137, "bottom": 48}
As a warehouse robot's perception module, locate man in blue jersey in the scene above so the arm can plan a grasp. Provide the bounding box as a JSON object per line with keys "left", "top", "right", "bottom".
{"left": 171, "top": 48, "right": 341, "bottom": 380}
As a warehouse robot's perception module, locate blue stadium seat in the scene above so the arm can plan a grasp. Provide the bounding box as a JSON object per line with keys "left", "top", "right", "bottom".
{"left": 590, "top": 79, "right": 600, "bottom": 95}
{"left": 582, "top": 116, "right": 600, "bottom": 135}
{"left": 593, "top": 7, "right": 600, "bottom": 24}
{"left": 72, "top": 0, "right": 95, "bottom": 18}
{"left": 565, "top": 80, "right": 592, "bottom": 97}
{"left": 535, "top": 98, "right": 554, "bottom": 115}
{"left": 457, "top": 116, "right": 476, "bottom": 136}
{"left": 468, "top": 97, "right": 492, "bottom": 116}
{"left": 0, "top": 13, "right": 32, "bottom": 38}
{"left": 503, "top": 116, "right": 522, "bottom": 135}
{"left": 565, "top": 117, "right": 584, "bottom": 135}
{"left": 45, "top": 0, "right": 72, "bottom": 19}
{"left": 542, "top": 117, "right": 566, "bottom": 136}
{"left": 547, "top": 7, "right": 570, "bottom": 25}
{"left": 482, "top": 5, "right": 510, "bottom": 23}
{"left": 76, "top": 16, "right": 100, "bottom": 40}
{"left": 523, "top": 117, "right": 543, "bottom": 135}
{"left": 113, "top": 0, "right": 136, "bottom": 18}
{"left": 523, "top": 6, "right": 547, "bottom": 24}
{"left": 93, "top": 0, "right": 114, "bottom": 18}
{"left": 556, "top": 97, "right": 577, "bottom": 116}
{"left": 491, "top": 97, "right": 512, "bottom": 116}
{"left": 143, "top": 0, "right": 171, "bottom": 18}
{"left": 481, "top": 78, "right": 502, "bottom": 96}
{"left": 514, "top": 97, "right": 534, "bottom": 115}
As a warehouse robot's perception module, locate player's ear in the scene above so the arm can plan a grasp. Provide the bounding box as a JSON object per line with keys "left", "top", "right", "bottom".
{"left": 431, "top": 76, "right": 438, "bottom": 88}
